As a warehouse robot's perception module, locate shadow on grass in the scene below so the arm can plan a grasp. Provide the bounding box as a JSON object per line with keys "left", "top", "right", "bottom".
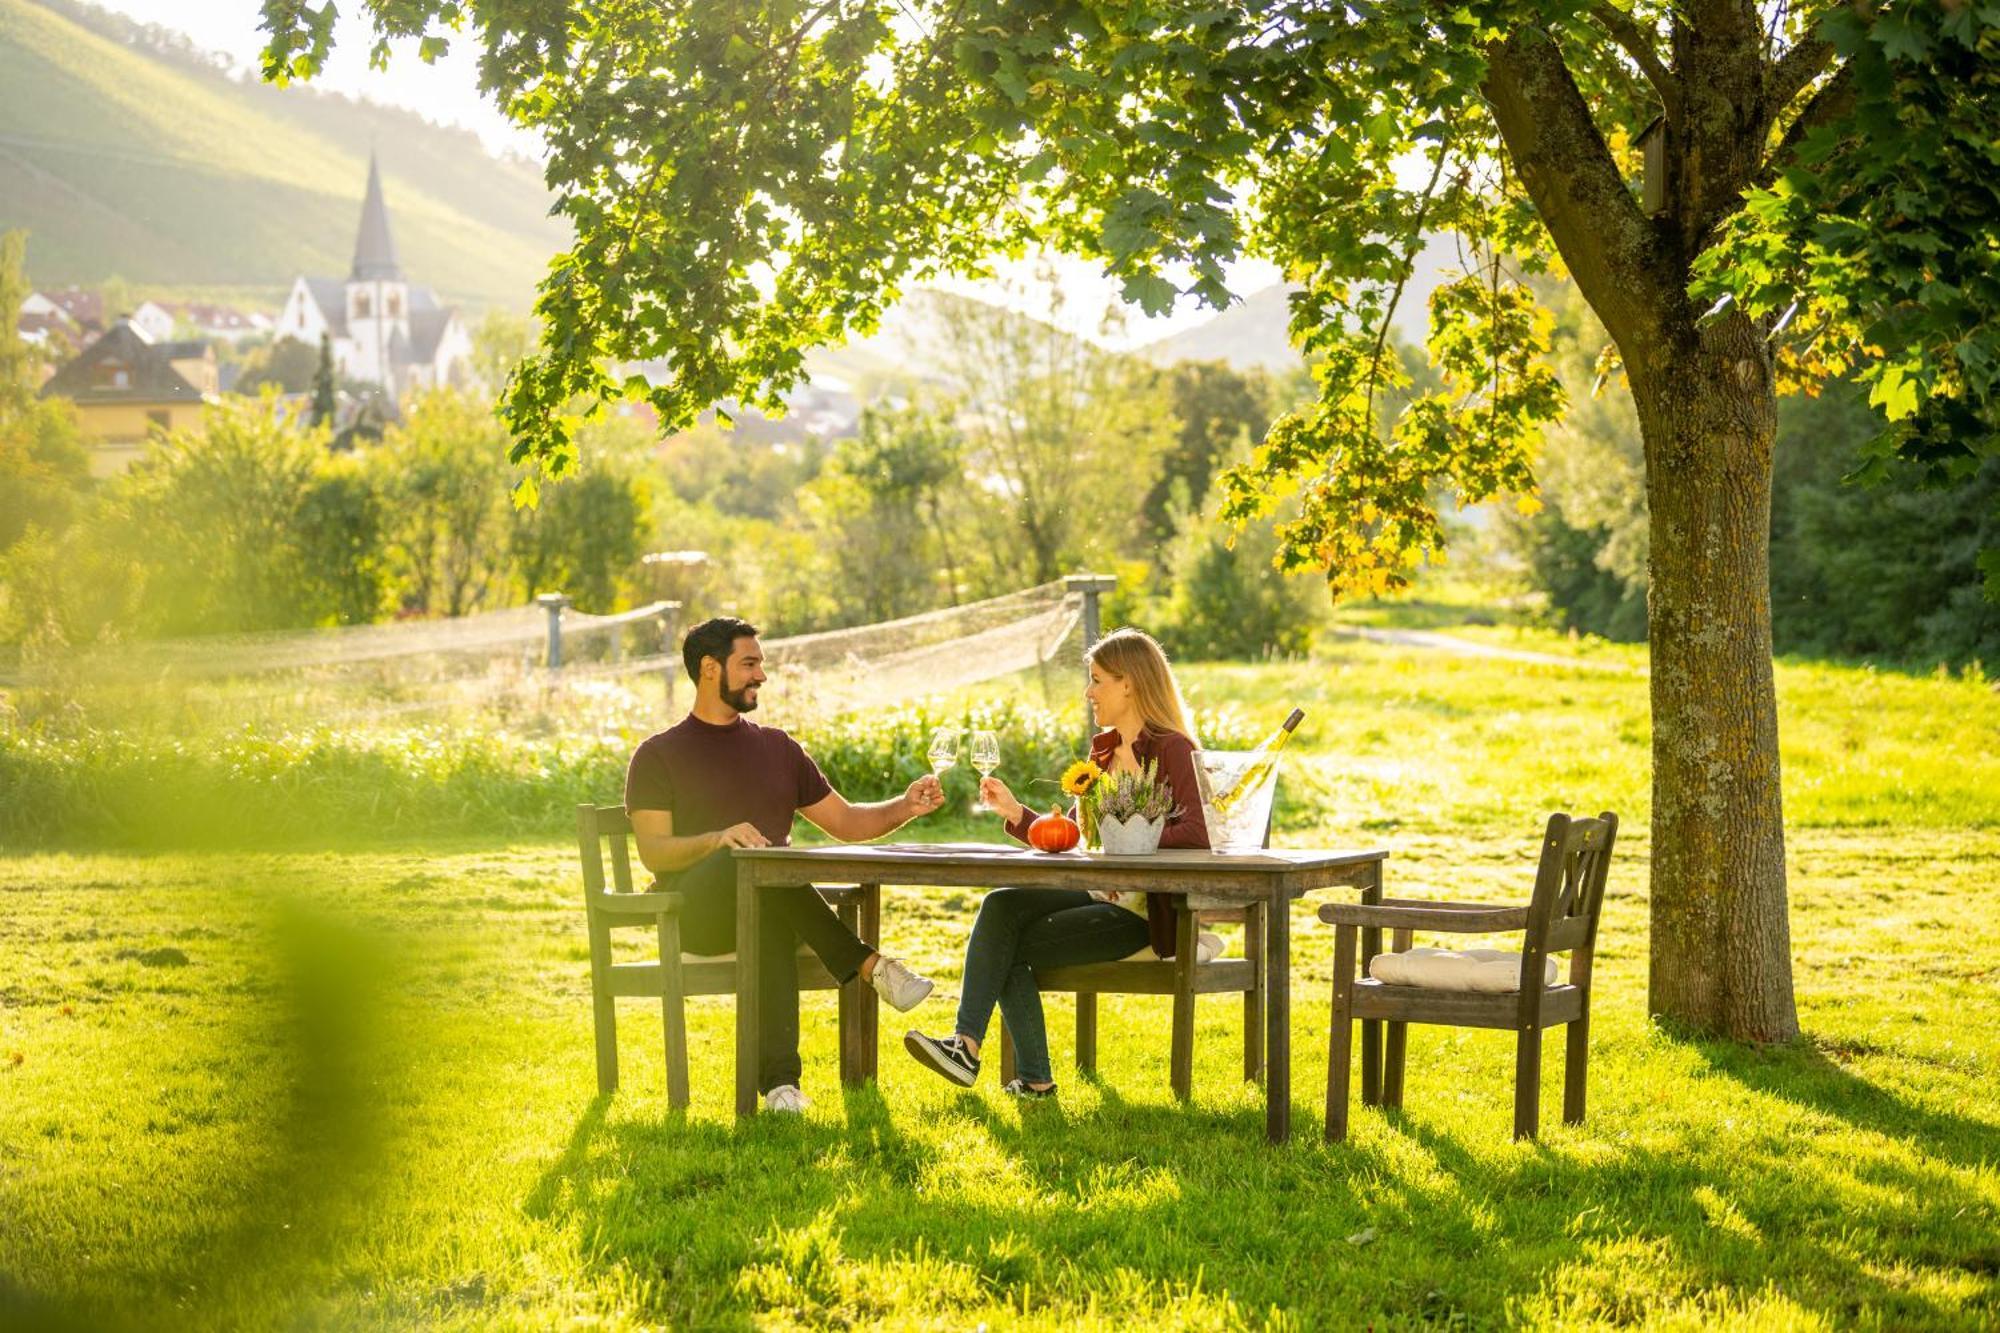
{"left": 519, "top": 1029, "right": 2000, "bottom": 1328}
{"left": 1358, "top": 1030, "right": 2000, "bottom": 1327}
{"left": 1691, "top": 1034, "right": 2000, "bottom": 1171}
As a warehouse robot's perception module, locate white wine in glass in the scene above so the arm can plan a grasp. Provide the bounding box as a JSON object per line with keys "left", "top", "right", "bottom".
{"left": 926, "top": 727, "right": 960, "bottom": 781}
{"left": 970, "top": 730, "right": 1001, "bottom": 807}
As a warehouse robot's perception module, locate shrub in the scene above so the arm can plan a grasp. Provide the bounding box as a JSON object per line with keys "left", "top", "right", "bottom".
{"left": 0, "top": 694, "right": 1264, "bottom": 850}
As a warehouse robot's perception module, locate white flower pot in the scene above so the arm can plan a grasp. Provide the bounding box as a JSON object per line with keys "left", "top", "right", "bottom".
{"left": 1098, "top": 813, "right": 1165, "bottom": 855}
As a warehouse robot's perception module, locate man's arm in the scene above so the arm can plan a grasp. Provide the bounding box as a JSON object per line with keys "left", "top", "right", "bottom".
{"left": 629, "top": 808, "right": 769, "bottom": 876}
{"left": 799, "top": 775, "right": 944, "bottom": 843}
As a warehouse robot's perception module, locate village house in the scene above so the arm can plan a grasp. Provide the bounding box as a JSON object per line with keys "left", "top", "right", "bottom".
{"left": 36, "top": 321, "right": 218, "bottom": 476}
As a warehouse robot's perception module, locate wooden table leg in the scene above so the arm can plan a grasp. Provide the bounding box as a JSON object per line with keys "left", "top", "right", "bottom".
{"left": 861, "top": 883, "right": 881, "bottom": 1081}
{"left": 1265, "top": 883, "right": 1291, "bottom": 1144}
{"left": 837, "top": 893, "right": 861, "bottom": 1087}
{"left": 1170, "top": 904, "right": 1198, "bottom": 1102}
{"left": 1243, "top": 899, "right": 1265, "bottom": 1085}
{"left": 1359, "top": 862, "right": 1383, "bottom": 1107}
{"left": 735, "top": 859, "right": 761, "bottom": 1118}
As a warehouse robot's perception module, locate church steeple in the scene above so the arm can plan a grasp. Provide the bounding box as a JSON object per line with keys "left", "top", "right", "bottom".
{"left": 349, "top": 151, "right": 402, "bottom": 281}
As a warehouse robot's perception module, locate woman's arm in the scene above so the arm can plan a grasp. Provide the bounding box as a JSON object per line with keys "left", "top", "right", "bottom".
{"left": 1152, "top": 734, "right": 1211, "bottom": 850}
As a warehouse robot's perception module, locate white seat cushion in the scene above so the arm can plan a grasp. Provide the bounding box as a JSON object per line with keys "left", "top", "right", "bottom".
{"left": 1122, "top": 931, "right": 1226, "bottom": 964}
{"left": 1367, "top": 947, "right": 1557, "bottom": 992}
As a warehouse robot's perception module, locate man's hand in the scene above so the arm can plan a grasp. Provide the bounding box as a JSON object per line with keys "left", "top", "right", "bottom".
{"left": 903, "top": 773, "right": 945, "bottom": 817}
{"left": 712, "top": 822, "right": 770, "bottom": 850}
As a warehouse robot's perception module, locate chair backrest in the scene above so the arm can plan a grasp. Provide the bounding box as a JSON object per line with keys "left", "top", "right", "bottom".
{"left": 1522, "top": 811, "right": 1619, "bottom": 974}
{"left": 577, "top": 803, "right": 639, "bottom": 902}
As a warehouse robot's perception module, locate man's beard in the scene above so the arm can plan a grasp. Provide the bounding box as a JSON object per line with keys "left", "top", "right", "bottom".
{"left": 721, "top": 674, "right": 759, "bottom": 713}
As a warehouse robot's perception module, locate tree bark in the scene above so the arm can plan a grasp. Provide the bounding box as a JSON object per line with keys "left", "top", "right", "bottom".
{"left": 1629, "top": 314, "right": 1800, "bottom": 1042}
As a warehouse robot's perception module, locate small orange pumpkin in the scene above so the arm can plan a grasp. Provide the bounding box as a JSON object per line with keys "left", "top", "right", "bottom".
{"left": 1028, "top": 806, "right": 1081, "bottom": 853}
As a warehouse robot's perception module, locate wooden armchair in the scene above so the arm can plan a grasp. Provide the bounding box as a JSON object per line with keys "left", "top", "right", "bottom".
{"left": 1319, "top": 811, "right": 1618, "bottom": 1141}
{"left": 577, "top": 804, "right": 880, "bottom": 1107}
{"left": 998, "top": 753, "right": 1277, "bottom": 1100}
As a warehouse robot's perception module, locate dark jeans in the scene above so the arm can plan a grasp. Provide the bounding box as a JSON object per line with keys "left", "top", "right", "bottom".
{"left": 670, "top": 849, "right": 874, "bottom": 1094}
{"left": 953, "top": 888, "right": 1150, "bottom": 1085}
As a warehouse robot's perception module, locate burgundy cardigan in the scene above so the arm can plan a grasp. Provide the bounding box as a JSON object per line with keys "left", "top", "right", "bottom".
{"left": 1005, "top": 725, "right": 1210, "bottom": 958}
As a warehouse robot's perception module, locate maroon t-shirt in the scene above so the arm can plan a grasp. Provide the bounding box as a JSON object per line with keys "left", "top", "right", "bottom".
{"left": 624, "top": 714, "right": 832, "bottom": 846}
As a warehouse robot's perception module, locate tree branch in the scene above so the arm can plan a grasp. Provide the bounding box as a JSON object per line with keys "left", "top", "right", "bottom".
{"left": 1589, "top": 3, "right": 1682, "bottom": 127}
{"left": 1757, "top": 59, "right": 1854, "bottom": 185}
{"left": 1764, "top": 30, "right": 1835, "bottom": 124}
{"left": 1365, "top": 138, "right": 1453, "bottom": 425}
{"left": 1482, "top": 26, "right": 1669, "bottom": 350}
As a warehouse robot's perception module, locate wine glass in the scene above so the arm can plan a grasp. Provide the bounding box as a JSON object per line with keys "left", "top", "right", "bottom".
{"left": 970, "top": 729, "right": 1001, "bottom": 808}
{"left": 926, "top": 727, "right": 960, "bottom": 784}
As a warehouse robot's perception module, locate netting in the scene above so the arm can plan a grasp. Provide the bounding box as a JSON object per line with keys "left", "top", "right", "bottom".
{"left": 1, "top": 582, "right": 1084, "bottom": 734}
{"left": 753, "top": 584, "right": 1081, "bottom": 717}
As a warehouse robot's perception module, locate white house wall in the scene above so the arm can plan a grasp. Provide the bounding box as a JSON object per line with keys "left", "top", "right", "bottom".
{"left": 277, "top": 279, "right": 328, "bottom": 345}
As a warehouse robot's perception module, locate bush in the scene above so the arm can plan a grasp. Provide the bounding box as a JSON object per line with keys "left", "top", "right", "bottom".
{"left": 0, "top": 697, "right": 1264, "bottom": 850}
{"left": 1148, "top": 501, "right": 1321, "bottom": 661}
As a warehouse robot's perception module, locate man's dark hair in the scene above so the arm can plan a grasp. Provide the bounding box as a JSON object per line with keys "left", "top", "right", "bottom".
{"left": 683, "top": 616, "right": 760, "bottom": 684}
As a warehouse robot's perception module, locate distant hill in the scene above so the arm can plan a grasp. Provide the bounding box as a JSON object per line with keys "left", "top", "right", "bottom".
{"left": 1143, "top": 236, "right": 1471, "bottom": 372}
{"left": 0, "top": 0, "right": 565, "bottom": 311}
{"left": 1143, "top": 284, "right": 1301, "bottom": 372}
{"left": 803, "top": 288, "right": 1072, "bottom": 396}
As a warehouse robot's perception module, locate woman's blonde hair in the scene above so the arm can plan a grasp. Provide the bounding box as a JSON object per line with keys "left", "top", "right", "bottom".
{"left": 1087, "top": 628, "right": 1198, "bottom": 745}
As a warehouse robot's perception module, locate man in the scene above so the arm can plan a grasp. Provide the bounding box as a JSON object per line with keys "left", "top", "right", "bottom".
{"left": 625, "top": 615, "right": 942, "bottom": 1113}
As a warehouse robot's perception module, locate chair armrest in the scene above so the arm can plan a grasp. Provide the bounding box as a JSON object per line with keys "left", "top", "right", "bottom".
{"left": 590, "top": 890, "right": 686, "bottom": 916}
{"left": 1316, "top": 900, "right": 1529, "bottom": 932}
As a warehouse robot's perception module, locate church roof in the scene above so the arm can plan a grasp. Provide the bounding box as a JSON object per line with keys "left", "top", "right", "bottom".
{"left": 40, "top": 321, "right": 205, "bottom": 405}
{"left": 304, "top": 277, "right": 349, "bottom": 337}
{"left": 350, "top": 151, "right": 403, "bottom": 282}
{"left": 406, "top": 308, "right": 455, "bottom": 363}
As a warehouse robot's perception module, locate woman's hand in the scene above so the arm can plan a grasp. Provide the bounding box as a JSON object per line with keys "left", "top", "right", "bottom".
{"left": 979, "top": 776, "right": 1024, "bottom": 824}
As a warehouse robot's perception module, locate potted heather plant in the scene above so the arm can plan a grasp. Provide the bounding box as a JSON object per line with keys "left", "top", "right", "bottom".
{"left": 1092, "top": 759, "right": 1180, "bottom": 855}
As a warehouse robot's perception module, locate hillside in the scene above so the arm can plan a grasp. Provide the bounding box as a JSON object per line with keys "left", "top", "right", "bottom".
{"left": 0, "top": 0, "right": 565, "bottom": 310}
{"left": 1144, "top": 235, "right": 1470, "bottom": 371}
{"left": 1142, "top": 283, "right": 1302, "bottom": 372}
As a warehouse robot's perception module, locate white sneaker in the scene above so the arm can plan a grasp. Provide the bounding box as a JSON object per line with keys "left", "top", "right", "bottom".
{"left": 764, "top": 1084, "right": 810, "bottom": 1114}
{"left": 868, "top": 956, "right": 934, "bottom": 1012}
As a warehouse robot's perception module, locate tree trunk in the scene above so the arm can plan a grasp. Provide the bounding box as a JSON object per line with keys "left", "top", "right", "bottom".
{"left": 1630, "top": 315, "right": 1800, "bottom": 1043}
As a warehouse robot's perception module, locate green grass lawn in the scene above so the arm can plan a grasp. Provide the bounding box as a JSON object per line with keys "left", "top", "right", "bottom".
{"left": 3, "top": 633, "right": 1998, "bottom": 1329}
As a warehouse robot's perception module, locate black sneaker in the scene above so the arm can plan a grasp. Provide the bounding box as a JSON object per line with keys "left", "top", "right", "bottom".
{"left": 1001, "top": 1077, "right": 1057, "bottom": 1100}
{"left": 904, "top": 1030, "right": 980, "bottom": 1087}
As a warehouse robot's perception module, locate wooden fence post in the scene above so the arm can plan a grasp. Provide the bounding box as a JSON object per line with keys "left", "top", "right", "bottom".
{"left": 1064, "top": 572, "right": 1118, "bottom": 748}
{"left": 537, "top": 593, "right": 571, "bottom": 670}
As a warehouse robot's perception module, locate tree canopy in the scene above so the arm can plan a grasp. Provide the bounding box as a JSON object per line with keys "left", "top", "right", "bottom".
{"left": 263, "top": 0, "right": 1996, "bottom": 583}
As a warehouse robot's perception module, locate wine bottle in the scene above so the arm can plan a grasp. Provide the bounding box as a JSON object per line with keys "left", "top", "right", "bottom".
{"left": 1209, "top": 707, "right": 1305, "bottom": 815}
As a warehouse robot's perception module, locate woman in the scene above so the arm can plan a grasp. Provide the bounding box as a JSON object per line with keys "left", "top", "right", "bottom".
{"left": 903, "top": 627, "right": 1209, "bottom": 1098}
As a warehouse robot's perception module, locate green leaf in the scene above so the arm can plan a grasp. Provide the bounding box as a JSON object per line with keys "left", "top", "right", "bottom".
{"left": 1872, "top": 14, "right": 1932, "bottom": 62}
{"left": 1121, "top": 271, "right": 1179, "bottom": 316}
{"left": 1869, "top": 365, "right": 1921, "bottom": 422}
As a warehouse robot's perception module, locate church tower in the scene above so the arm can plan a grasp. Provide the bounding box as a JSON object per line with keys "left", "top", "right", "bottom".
{"left": 344, "top": 152, "right": 411, "bottom": 390}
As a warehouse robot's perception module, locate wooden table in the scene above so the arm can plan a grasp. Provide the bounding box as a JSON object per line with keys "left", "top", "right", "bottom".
{"left": 732, "top": 843, "right": 1389, "bottom": 1143}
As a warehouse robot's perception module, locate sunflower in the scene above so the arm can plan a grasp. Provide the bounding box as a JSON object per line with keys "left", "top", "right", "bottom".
{"left": 1060, "top": 760, "right": 1103, "bottom": 796}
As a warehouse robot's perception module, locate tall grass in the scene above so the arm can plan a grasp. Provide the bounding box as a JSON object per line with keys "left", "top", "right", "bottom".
{"left": 6, "top": 624, "right": 1995, "bottom": 849}
{"left": 0, "top": 700, "right": 1263, "bottom": 849}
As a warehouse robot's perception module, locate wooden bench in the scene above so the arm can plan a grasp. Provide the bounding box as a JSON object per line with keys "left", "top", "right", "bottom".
{"left": 577, "top": 804, "right": 881, "bottom": 1107}
{"left": 999, "top": 752, "right": 1278, "bottom": 1098}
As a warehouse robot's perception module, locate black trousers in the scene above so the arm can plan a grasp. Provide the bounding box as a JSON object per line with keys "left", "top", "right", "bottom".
{"left": 670, "top": 849, "right": 874, "bottom": 1094}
